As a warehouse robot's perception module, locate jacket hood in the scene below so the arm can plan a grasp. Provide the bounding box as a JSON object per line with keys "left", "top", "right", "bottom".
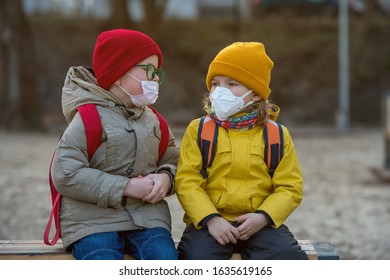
{"left": 62, "top": 66, "right": 122, "bottom": 123}
{"left": 268, "top": 104, "right": 280, "bottom": 122}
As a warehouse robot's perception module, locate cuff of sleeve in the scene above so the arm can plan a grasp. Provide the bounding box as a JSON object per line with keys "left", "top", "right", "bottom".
{"left": 158, "top": 168, "right": 174, "bottom": 195}
{"left": 199, "top": 213, "right": 221, "bottom": 228}
{"left": 255, "top": 210, "right": 274, "bottom": 226}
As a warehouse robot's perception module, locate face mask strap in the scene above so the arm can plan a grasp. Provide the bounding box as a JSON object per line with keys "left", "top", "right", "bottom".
{"left": 125, "top": 73, "right": 159, "bottom": 89}
{"left": 241, "top": 89, "right": 253, "bottom": 100}
{"left": 126, "top": 73, "right": 141, "bottom": 82}
{"left": 118, "top": 84, "right": 132, "bottom": 96}
{"left": 240, "top": 89, "right": 254, "bottom": 109}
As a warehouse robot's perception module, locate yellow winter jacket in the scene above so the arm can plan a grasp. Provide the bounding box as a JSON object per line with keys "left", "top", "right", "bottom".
{"left": 175, "top": 117, "right": 303, "bottom": 229}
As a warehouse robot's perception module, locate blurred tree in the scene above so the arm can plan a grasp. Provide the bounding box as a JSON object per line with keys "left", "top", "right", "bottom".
{"left": 106, "top": 0, "right": 133, "bottom": 29}
{"left": 0, "top": 0, "right": 44, "bottom": 131}
{"left": 142, "top": 0, "right": 168, "bottom": 40}
{"left": 365, "top": 0, "right": 383, "bottom": 15}
{"left": 103, "top": 0, "right": 167, "bottom": 42}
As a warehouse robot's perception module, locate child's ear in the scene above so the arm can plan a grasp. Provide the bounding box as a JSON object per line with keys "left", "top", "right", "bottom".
{"left": 252, "top": 94, "right": 262, "bottom": 102}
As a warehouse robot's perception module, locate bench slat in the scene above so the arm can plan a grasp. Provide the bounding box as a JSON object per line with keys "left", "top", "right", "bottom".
{"left": 0, "top": 240, "right": 339, "bottom": 260}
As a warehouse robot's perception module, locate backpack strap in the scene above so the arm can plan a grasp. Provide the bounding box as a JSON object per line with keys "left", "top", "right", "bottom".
{"left": 44, "top": 153, "right": 62, "bottom": 246}
{"left": 77, "top": 104, "right": 103, "bottom": 161}
{"left": 197, "top": 117, "right": 283, "bottom": 179}
{"left": 263, "top": 120, "right": 284, "bottom": 177}
{"left": 43, "top": 104, "right": 102, "bottom": 246}
{"left": 148, "top": 106, "right": 169, "bottom": 163}
{"left": 198, "top": 115, "right": 219, "bottom": 178}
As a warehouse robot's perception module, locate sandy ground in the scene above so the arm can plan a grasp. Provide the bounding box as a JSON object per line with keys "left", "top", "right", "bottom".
{"left": 1, "top": 127, "right": 389, "bottom": 260}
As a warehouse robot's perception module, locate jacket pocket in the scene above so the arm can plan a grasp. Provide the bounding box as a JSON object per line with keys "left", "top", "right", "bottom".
{"left": 207, "top": 191, "right": 224, "bottom": 209}
{"left": 130, "top": 200, "right": 171, "bottom": 228}
{"left": 250, "top": 141, "right": 264, "bottom": 160}
{"left": 250, "top": 194, "right": 265, "bottom": 211}
{"left": 153, "top": 124, "right": 161, "bottom": 141}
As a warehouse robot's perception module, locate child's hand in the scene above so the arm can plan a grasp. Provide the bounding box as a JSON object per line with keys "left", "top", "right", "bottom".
{"left": 235, "top": 213, "right": 268, "bottom": 240}
{"left": 206, "top": 216, "right": 240, "bottom": 245}
{"left": 123, "top": 176, "right": 153, "bottom": 199}
{"left": 142, "top": 173, "right": 170, "bottom": 204}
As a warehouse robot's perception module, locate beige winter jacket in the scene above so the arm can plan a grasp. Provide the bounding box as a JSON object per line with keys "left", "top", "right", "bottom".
{"left": 51, "top": 66, "right": 179, "bottom": 249}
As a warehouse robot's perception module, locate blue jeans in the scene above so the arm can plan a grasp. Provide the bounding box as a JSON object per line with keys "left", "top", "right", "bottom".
{"left": 72, "top": 227, "right": 178, "bottom": 260}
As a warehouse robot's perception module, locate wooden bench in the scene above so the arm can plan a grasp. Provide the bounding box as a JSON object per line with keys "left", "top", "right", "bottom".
{"left": 0, "top": 239, "right": 340, "bottom": 260}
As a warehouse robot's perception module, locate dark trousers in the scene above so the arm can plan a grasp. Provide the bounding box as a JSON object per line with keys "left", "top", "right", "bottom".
{"left": 178, "top": 224, "right": 308, "bottom": 260}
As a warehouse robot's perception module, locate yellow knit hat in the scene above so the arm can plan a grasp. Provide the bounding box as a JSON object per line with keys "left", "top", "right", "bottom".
{"left": 206, "top": 42, "right": 274, "bottom": 100}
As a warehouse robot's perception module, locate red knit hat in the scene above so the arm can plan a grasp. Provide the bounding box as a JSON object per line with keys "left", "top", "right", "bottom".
{"left": 92, "top": 29, "right": 162, "bottom": 90}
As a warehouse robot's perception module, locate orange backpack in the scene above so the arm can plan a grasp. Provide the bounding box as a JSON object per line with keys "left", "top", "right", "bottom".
{"left": 43, "top": 104, "right": 169, "bottom": 246}
{"left": 197, "top": 115, "right": 283, "bottom": 178}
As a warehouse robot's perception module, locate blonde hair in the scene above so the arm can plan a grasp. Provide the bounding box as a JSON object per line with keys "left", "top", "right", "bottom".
{"left": 202, "top": 94, "right": 278, "bottom": 126}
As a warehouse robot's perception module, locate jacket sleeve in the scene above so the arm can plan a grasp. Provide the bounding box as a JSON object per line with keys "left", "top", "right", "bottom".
{"left": 51, "top": 113, "right": 129, "bottom": 209}
{"left": 258, "top": 126, "right": 304, "bottom": 228}
{"left": 156, "top": 127, "right": 180, "bottom": 196}
{"left": 174, "top": 119, "right": 220, "bottom": 228}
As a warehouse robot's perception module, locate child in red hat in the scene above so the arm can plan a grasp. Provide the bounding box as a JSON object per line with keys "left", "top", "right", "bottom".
{"left": 51, "top": 29, "right": 179, "bottom": 260}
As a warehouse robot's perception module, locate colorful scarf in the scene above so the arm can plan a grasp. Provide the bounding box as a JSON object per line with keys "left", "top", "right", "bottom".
{"left": 210, "top": 111, "right": 258, "bottom": 130}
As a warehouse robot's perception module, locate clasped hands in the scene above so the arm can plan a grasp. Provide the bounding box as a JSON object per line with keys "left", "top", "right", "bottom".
{"left": 206, "top": 214, "right": 268, "bottom": 245}
{"left": 123, "top": 173, "right": 170, "bottom": 204}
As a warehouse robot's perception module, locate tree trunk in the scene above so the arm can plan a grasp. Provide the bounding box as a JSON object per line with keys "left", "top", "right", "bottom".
{"left": 106, "top": 0, "right": 133, "bottom": 29}
{"left": 0, "top": 0, "right": 44, "bottom": 131}
{"left": 142, "top": 0, "right": 168, "bottom": 41}
{"left": 364, "top": 0, "right": 382, "bottom": 15}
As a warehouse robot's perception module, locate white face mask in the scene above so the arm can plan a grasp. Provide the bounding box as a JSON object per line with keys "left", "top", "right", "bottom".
{"left": 210, "top": 86, "right": 253, "bottom": 120}
{"left": 118, "top": 73, "right": 159, "bottom": 107}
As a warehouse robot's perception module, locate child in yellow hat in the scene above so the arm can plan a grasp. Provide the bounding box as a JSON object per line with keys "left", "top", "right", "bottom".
{"left": 175, "top": 42, "right": 307, "bottom": 259}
